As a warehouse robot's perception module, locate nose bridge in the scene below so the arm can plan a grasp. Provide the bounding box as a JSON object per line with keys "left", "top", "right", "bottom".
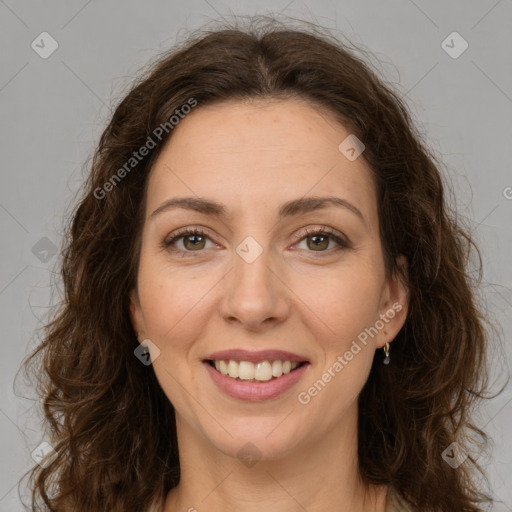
{"left": 220, "top": 233, "right": 288, "bottom": 328}
{"left": 234, "top": 234, "right": 272, "bottom": 289}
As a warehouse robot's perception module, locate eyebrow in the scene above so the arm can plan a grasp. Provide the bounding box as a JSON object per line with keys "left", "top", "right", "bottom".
{"left": 150, "top": 195, "right": 366, "bottom": 226}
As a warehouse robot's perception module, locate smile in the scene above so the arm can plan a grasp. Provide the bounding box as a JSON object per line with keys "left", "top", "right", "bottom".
{"left": 203, "top": 358, "right": 310, "bottom": 401}
{"left": 208, "top": 359, "right": 305, "bottom": 381}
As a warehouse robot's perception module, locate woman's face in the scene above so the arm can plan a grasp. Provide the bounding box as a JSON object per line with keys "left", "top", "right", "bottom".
{"left": 129, "top": 98, "right": 408, "bottom": 460}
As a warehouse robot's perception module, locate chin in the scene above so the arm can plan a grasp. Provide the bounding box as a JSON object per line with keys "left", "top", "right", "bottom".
{"left": 199, "top": 417, "right": 308, "bottom": 463}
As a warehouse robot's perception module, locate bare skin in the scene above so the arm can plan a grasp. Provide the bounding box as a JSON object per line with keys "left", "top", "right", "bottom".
{"left": 129, "top": 98, "right": 409, "bottom": 512}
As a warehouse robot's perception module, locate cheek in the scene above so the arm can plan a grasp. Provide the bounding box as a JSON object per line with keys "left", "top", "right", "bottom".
{"left": 292, "top": 262, "right": 384, "bottom": 348}
{"left": 137, "top": 268, "right": 214, "bottom": 409}
{"left": 299, "top": 351, "right": 373, "bottom": 431}
{"left": 137, "top": 263, "right": 215, "bottom": 349}
{"left": 294, "top": 270, "right": 380, "bottom": 419}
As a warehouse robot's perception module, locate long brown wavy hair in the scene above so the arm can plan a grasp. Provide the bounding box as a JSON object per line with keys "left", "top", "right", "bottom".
{"left": 19, "top": 15, "right": 497, "bottom": 511}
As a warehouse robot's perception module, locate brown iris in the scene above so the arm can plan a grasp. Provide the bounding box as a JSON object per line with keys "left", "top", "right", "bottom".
{"left": 183, "top": 234, "right": 206, "bottom": 250}
{"left": 307, "top": 234, "right": 329, "bottom": 251}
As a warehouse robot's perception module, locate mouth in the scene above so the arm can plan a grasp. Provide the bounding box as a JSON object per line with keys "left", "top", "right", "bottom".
{"left": 202, "top": 349, "right": 311, "bottom": 401}
{"left": 205, "top": 359, "right": 309, "bottom": 382}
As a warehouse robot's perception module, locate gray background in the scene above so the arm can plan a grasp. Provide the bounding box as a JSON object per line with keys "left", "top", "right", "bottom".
{"left": 1, "top": 0, "right": 511, "bottom": 510}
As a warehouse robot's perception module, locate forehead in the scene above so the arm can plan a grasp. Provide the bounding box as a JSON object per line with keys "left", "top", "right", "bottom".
{"left": 145, "top": 98, "right": 378, "bottom": 227}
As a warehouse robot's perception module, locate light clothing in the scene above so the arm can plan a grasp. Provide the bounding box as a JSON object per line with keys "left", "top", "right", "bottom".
{"left": 386, "top": 486, "right": 415, "bottom": 511}
{"left": 147, "top": 495, "right": 164, "bottom": 512}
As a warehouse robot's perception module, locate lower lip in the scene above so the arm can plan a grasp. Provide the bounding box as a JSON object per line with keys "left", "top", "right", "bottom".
{"left": 203, "top": 361, "right": 310, "bottom": 401}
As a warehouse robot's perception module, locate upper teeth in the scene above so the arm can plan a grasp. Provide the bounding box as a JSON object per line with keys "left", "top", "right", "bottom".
{"left": 213, "top": 359, "right": 300, "bottom": 381}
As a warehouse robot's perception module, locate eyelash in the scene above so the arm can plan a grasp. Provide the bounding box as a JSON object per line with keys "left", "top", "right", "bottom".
{"left": 162, "top": 226, "right": 351, "bottom": 258}
{"left": 296, "top": 227, "right": 351, "bottom": 252}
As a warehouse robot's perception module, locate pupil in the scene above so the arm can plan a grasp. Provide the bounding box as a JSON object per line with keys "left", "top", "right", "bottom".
{"left": 185, "top": 235, "right": 204, "bottom": 250}
{"left": 309, "top": 235, "right": 328, "bottom": 250}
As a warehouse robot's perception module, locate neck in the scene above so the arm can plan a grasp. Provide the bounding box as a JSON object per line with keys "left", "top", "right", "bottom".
{"left": 163, "top": 403, "right": 388, "bottom": 512}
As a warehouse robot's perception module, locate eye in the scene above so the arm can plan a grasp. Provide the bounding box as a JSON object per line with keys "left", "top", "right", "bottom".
{"left": 293, "top": 227, "right": 351, "bottom": 254}
{"left": 162, "top": 226, "right": 351, "bottom": 258}
{"left": 162, "top": 228, "right": 217, "bottom": 256}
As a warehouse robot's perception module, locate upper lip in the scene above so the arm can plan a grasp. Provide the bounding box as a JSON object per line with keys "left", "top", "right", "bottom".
{"left": 205, "top": 349, "right": 309, "bottom": 364}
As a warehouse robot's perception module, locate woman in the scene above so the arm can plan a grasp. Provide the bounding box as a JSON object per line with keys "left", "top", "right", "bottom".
{"left": 22, "top": 17, "right": 493, "bottom": 512}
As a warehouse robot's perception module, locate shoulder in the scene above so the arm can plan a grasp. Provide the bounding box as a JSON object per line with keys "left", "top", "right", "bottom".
{"left": 386, "top": 486, "right": 416, "bottom": 512}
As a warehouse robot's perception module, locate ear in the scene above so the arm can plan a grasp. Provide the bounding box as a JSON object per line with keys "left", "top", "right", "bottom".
{"left": 375, "top": 255, "right": 409, "bottom": 349}
{"left": 129, "top": 288, "right": 146, "bottom": 339}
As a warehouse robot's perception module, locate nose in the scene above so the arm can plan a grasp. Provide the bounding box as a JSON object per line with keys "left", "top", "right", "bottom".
{"left": 219, "top": 238, "right": 290, "bottom": 332}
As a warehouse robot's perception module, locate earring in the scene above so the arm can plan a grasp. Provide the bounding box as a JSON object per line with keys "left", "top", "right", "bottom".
{"left": 383, "top": 342, "right": 390, "bottom": 365}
